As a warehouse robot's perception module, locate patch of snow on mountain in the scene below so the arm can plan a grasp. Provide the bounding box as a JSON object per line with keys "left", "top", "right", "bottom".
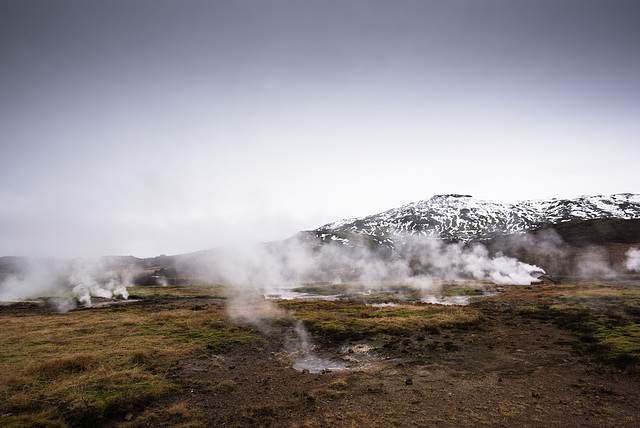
{"left": 315, "top": 193, "right": 640, "bottom": 243}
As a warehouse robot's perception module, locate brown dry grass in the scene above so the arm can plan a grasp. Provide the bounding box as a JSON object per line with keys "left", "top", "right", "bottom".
{"left": 3, "top": 281, "right": 638, "bottom": 427}
{"left": 0, "top": 300, "right": 256, "bottom": 427}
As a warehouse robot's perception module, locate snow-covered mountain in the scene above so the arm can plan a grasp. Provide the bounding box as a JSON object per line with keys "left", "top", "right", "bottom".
{"left": 312, "top": 194, "right": 640, "bottom": 244}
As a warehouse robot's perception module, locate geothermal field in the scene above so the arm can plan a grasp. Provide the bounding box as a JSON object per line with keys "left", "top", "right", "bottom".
{"left": 2, "top": 234, "right": 640, "bottom": 427}
{"left": 4, "top": 0, "right": 639, "bottom": 424}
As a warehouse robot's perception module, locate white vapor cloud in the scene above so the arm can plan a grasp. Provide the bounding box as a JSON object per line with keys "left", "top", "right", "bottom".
{"left": 575, "top": 246, "right": 617, "bottom": 278}
{"left": 0, "top": 257, "right": 132, "bottom": 311}
{"left": 626, "top": 248, "right": 640, "bottom": 272}
{"left": 180, "top": 235, "right": 545, "bottom": 290}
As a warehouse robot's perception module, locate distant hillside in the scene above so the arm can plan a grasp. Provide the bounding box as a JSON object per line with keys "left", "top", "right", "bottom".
{"left": 485, "top": 218, "right": 640, "bottom": 279}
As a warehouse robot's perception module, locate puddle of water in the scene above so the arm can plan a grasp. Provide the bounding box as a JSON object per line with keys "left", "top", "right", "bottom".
{"left": 265, "top": 291, "right": 340, "bottom": 300}
{"left": 420, "top": 295, "right": 474, "bottom": 305}
{"left": 420, "top": 290, "right": 500, "bottom": 305}
{"left": 264, "top": 282, "right": 501, "bottom": 305}
{"left": 292, "top": 353, "right": 347, "bottom": 373}
{"left": 1, "top": 299, "right": 44, "bottom": 305}
{"left": 90, "top": 298, "right": 140, "bottom": 308}
{"left": 264, "top": 283, "right": 342, "bottom": 300}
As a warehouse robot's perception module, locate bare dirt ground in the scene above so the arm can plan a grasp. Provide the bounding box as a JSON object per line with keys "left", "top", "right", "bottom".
{"left": 122, "top": 285, "right": 640, "bottom": 427}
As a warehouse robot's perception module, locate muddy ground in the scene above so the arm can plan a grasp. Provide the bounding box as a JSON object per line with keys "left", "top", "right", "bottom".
{"left": 117, "top": 284, "right": 640, "bottom": 428}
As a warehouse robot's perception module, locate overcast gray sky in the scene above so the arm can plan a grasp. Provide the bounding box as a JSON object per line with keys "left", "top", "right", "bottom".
{"left": 1, "top": 1, "right": 639, "bottom": 258}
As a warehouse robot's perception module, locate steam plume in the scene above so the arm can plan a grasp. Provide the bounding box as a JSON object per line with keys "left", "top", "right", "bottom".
{"left": 0, "top": 257, "right": 132, "bottom": 311}
{"left": 575, "top": 246, "right": 616, "bottom": 278}
{"left": 180, "top": 234, "right": 545, "bottom": 289}
{"left": 626, "top": 248, "right": 640, "bottom": 272}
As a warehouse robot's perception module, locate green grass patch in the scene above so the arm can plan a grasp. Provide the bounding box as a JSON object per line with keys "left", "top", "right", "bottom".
{"left": 518, "top": 286, "right": 640, "bottom": 375}
{"left": 128, "top": 283, "right": 228, "bottom": 299}
{"left": 441, "top": 284, "right": 484, "bottom": 296}
{"left": 278, "top": 299, "right": 482, "bottom": 341}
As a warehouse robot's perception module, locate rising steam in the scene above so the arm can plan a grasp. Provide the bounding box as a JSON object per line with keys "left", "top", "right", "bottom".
{"left": 67, "top": 258, "right": 131, "bottom": 306}
{"left": 576, "top": 246, "right": 617, "bottom": 278}
{"left": 178, "top": 233, "right": 545, "bottom": 291}
{"left": 1, "top": 232, "right": 547, "bottom": 314}
{"left": 0, "top": 257, "right": 132, "bottom": 311}
{"left": 626, "top": 248, "right": 640, "bottom": 272}
{"left": 197, "top": 234, "right": 546, "bottom": 371}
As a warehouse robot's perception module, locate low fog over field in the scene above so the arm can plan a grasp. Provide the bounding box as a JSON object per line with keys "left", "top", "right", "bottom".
{"left": 3, "top": 228, "right": 640, "bottom": 311}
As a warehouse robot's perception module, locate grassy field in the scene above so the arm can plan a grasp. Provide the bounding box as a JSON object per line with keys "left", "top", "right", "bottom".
{"left": 516, "top": 283, "right": 640, "bottom": 375}
{"left": 1, "top": 282, "right": 639, "bottom": 427}
{"left": 0, "top": 286, "right": 255, "bottom": 427}
{"left": 278, "top": 299, "right": 481, "bottom": 340}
